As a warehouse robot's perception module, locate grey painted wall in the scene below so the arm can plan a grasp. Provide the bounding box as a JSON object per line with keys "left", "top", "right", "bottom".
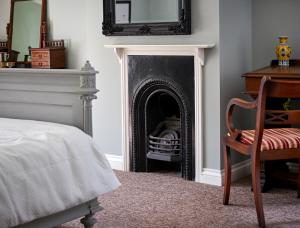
{"left": 219, "top": 0, "right": 300, "bottom": 169}
{"left": 7, "top": 0, "right": 298, "bottom": 171}
{"left": 47, "top": 0, "right": 88, "bottom": 68}
{"left": 252, "top": 0, "right": 300, "bottom": 69}
{"left": 85, "top": 0, "right": 221, "bottom": 170}
{"left": 0, "top": 0, "right": 230, "bottom": 171}
{"left": 219, "top": 0, "right": 253, "bottom": 168}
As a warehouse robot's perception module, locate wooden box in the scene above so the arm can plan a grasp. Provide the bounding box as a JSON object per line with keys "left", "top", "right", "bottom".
{"left": 31, "top": 48, "right": 65, "bottom": 69}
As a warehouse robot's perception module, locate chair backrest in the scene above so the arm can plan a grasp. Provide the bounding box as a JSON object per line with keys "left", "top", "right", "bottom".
{"left": 257, "top": 76, "right": 300, "bottom": 126}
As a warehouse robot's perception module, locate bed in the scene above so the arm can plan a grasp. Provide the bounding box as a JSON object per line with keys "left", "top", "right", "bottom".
{"left": 0, "top": 62, "right": 120, "bottom": 228}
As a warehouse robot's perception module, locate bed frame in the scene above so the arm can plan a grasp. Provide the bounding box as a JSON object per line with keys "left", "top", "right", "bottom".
{"left": 0, "top": 61, "right": 102, "bottom": 228}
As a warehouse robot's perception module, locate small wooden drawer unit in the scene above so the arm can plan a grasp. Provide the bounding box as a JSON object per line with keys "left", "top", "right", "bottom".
{"left": 31, "top": 48, "right": 65, "bottom": 69}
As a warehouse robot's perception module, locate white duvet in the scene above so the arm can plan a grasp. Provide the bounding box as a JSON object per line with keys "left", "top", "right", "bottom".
{"left": 0, "top": 118, "right": 120, "bottom": 228}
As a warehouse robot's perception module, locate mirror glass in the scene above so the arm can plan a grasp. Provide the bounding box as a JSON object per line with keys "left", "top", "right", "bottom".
{"left": 115, "top": 0, "right": 179, "bottom": 24}
{"left": 11, "top": 0, "right": 42, "bottom": 61}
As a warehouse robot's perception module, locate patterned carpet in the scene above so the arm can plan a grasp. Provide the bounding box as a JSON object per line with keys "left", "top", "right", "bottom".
{"left": 60, "top": 171, "right": 300, "bottom": 228}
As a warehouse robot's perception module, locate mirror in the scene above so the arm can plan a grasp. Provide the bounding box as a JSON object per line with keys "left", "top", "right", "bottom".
{"left": 8, "top": 0, "right": 46, "bottom": 62}
{"left": 115, "top": 0, "right": 178, "bottom": 24}
{"left": 103, "top": 0, "right": 191, "bottom": 36}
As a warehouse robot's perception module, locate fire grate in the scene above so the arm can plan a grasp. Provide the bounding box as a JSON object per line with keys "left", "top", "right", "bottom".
{"left": 147, "top": 117, "right": 181, "bottom": 162}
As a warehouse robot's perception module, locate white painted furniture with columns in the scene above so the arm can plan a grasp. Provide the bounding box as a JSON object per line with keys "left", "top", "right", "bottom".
{"left": 0, "top": 61, "right": 102, "bottom": 228}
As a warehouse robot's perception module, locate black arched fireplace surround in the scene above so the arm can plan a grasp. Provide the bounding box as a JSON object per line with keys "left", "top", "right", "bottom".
{"left": 128, "top": 55, "right": 195, "bottom": 180}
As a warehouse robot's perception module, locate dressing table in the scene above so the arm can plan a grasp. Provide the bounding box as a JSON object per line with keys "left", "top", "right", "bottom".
{"left": 243, "top": 60, "right": 300, "bottom": 190}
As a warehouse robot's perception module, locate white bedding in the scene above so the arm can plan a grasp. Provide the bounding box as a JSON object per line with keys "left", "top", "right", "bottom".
{"left": 0, "top": 118, "right": 120, "bottom": 227}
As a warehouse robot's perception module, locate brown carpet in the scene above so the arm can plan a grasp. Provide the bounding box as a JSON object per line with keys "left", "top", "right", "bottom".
{"left": 60, "top": 171, "right": 300, "bottom": 228}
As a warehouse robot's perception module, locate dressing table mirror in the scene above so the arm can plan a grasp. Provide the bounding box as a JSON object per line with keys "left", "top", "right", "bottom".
{"left": 1, "top": 0, "right": 65, "bottom": 68}
{"left": 102, "top": 0, "right": 191, "bottom": 36}
{"left": 8, "top": 0, "right": 46, "bottom": 63}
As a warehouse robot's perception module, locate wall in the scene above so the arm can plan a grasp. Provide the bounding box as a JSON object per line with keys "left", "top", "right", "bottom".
{"left": 85, "top": 0, "right": 221, "bottom": 170}
{"left": 47, "top": 0, "right": 87, "bottom": 68}
{"left": 87, "top": 0, "right": 300, "bottom": 172}
{"left": 252, "top": 0, "right": 300, "bottom": 69}
{"left": 219, "top": 0, "right": 300, "bottom": 168}
{"left": 1, "top": 0, "right": 300, "bottom": 177}
{"left": 0, "top": 0, "right": 221, "bottom": 171}
{"left": 0, "top": 0, "right": 9, "bottom": 41}
{"left": 219, "top": 0, "right": 252, "bottom": 167}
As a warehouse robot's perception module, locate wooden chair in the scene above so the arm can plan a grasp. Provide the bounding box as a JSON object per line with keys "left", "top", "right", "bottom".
{"left": 223, "top": 76, "right": 300, "bottom": 227}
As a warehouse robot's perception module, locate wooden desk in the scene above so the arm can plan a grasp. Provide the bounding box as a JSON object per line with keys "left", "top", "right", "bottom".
{"left": 243, "top": 60, "right": 300, "bottom": 94}
{"left": 243, "top": 60, "right": 300, "bottom": 191}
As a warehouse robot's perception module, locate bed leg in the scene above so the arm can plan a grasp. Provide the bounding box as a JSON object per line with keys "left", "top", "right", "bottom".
{"left": 80, "top": 213, "right": 96, "bottom": 228}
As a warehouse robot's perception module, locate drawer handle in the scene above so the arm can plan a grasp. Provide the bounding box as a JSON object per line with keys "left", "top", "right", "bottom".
{"left": 39, "top": 62, "right": 42, "bottom": 66}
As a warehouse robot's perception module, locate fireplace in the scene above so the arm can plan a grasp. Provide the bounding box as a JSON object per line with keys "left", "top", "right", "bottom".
{"left": 128, "top": 55, "right": 194, "bottom": 180}
{"left": 106, "top": 44, "right": 214, "bottom": 182}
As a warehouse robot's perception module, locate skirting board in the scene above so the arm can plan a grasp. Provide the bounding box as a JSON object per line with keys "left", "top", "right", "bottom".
{"left": 105, "top": 154, "right": 124, "bottom": 171}
{"left": 199, "top": 159, "right": 251, "bottom": 186}
{"left": 105, "top": 154, "right": 251, "bottom": 187}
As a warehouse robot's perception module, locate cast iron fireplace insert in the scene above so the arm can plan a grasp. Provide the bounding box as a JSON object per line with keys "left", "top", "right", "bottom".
{"left": 128, "top": 55, "right": 195, "bottom": 180}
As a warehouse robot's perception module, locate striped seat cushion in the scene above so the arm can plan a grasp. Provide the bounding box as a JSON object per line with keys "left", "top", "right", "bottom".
{"left": 240, "top": 128, "right": 300, "bottom": 151}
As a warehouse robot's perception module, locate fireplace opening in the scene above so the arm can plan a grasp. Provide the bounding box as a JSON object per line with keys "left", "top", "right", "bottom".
{"left": 146, "top": 92, "right": 182, "bottom": 174}
{"left": 131, "top": 78, "right": 194, "bottom": 180}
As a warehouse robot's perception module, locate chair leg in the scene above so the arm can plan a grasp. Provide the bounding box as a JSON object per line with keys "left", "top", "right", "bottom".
{"left": 223, "top": 143, "right": 231, "bottom": 205}
{"left": 298, "top": 159, "right": 300, "bottom": 198}
{"left": 252, "top": 157, "right": 266, "bottom": 228}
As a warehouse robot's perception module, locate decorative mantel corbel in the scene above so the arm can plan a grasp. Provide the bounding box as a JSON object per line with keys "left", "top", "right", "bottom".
{"left": 80, "top": 61, "right": 99, "bottom": 136}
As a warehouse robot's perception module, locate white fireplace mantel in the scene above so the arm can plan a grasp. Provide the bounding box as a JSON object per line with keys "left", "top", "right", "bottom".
{"left": 105, "top": 44, "right": 215, "bottom": 183}
{"left": 105, "top": 44, "right": 215, "bottom": 66}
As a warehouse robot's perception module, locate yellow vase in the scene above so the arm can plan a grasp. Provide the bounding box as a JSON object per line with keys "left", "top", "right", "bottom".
{"left": 275, "top": 36, "right": 292, "bottom": 66}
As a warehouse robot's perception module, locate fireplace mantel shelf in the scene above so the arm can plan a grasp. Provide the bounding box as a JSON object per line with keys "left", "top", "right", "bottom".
{"left": 105, "top": 44, "right": 215, "bottom": 49}
{"left": 105, "top": 44, "right": 215, "bottom": 66}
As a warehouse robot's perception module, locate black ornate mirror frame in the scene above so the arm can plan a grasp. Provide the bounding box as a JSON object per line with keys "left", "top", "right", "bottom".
{"left": 102, "top": 0, "right": 191, "bottom": 36}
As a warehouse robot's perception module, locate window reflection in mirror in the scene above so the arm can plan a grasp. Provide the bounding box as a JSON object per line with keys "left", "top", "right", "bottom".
{"left": 115, "top": 0, "right": 179, "bottom": 24}
{"left": 11, "top": 0, "right": 42, "bottom": 61}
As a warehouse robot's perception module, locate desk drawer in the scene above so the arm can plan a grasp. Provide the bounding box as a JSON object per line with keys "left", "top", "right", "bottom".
{"left": 244, "top": 77, "right": 261, "bottom": 94}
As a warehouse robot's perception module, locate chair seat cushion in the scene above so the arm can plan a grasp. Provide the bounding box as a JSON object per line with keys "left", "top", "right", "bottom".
{"left": 240, "top": 128, "right": 300, "bottom": 151}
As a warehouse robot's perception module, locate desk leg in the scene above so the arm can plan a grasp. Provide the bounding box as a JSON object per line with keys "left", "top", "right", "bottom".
{"left": 261, "top": 160, "right": 291, "bottom": 192}
{"left": 252, "top": 162, "right": 270, "bottom": 192}
{"left": 261, "top": 161, "right": 272, "bottom": 192}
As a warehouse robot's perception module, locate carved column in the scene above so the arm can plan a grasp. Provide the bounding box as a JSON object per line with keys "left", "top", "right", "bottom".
{"left": 80, "top": 61, "right": 99, "bottom": 136}
{"left": 81, "top": 94, "right": 97, "bottom": 136}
